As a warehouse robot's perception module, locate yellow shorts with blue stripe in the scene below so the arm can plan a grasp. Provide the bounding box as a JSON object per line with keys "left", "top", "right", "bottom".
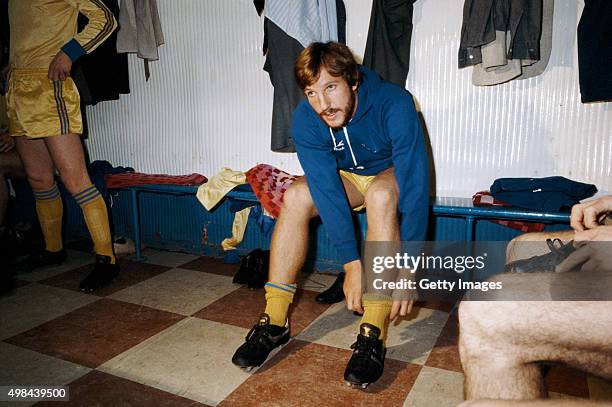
{"left": 339, "top": 170, "right": 376, "bottom": 211}
{"left": 6, "top": 69, "right": 82, "bottom": 138}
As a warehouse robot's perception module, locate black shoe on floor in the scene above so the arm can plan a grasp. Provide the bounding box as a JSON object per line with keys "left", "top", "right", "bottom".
{"left": 79, "top": 255, "right": 120, "bottom": 292}
{"left": 505, "top": 239, "right": 577, "bottom": 273}
{"left": 344, "top": 323, "right": 386, "bottom": 389}
{"left": 232, "top": 313, "right": 290, "bottom": 370}
{"left": 315, "top": 272, "right": 345, "bottom": 304}
{"left": 12, "top": 249, "right": 67, "bottom": 272}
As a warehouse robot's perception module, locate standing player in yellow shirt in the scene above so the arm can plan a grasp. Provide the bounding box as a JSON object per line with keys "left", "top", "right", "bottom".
{"left": 7, "top": 0, "right": 119, "bottom": 292}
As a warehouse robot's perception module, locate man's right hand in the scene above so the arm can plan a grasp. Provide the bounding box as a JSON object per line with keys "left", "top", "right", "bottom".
{"left": 0, "top": 132, "right": 15, "bottom": 153}
{"left": 343, "top": 260, "right": 364, "bottom": 314}
{"left": 0, "top": 64, "right": 9, "bottom": 82}
{"left": 570, "top": 196, "right": 612, "bottom": 231}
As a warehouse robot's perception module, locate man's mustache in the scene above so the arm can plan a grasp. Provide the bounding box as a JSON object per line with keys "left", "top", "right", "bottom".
{"left": 321, "top": 108, "right": 340, "bottom": 116}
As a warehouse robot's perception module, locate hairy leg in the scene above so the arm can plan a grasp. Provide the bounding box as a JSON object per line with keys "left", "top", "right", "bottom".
{"left": 460, "top": 300, "right": 612, "bottom": 400}
{"left": 268, "top": 175, "right": 364, "bottom": 284}
{"left": 364, "top": 167, "right": 400, "bottom": 241}
{"left": 44, "top": 133, "right": 91, "bottom": 194}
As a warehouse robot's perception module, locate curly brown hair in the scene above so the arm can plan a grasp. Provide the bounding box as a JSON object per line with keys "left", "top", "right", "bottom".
{"left": 294, "top": 42, "right": 360, "bottom": 90}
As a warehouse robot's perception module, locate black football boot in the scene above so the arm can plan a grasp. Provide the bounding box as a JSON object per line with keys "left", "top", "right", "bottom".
{"left": 315, "top": 272, "right": 345, "bottom": 304}
{"left": 232, "top": 313, "right": 290, "bottom": 371}
{"left": 344, "top": 323, "right": 385, "bottom": 389}
{"left": 12, "top": 249, "right": 66, "bottom": 272}
{"left": 79, "top": 255, "right": 120, "bottom": 292}
{"left": 504, "top": 239, "right": 577, "bottom": 273}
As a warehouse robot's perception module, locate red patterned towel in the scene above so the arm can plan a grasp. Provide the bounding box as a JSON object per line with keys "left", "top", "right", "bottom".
{"left": 105, "top": 172, "right": 207, "bottom": 188}
{"left": 472, "top": 191, "right": 545, "bottom": 233}
{"left": 245, "top": 164, "right": 301, "bottom": 219}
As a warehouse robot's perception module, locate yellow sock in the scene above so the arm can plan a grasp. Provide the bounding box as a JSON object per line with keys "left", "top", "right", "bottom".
{"left": 361, "top": 293, "right": 393, "bottom": 341}
{"left": 264, "top": 282, "right": 297, "bottom": 326}
{"left": 73, "top": 185, "right": 115, "bottom": 264}
{"left": 34, "top": 184, "right": 64, "bottom": 252}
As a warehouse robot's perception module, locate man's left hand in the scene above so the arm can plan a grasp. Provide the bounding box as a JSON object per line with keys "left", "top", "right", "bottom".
{"left": 556, "top": 225, "right": 612, "bottom": 273}
{"left": 390, "top": 300, "right": 413, "bottom": 321}
{"left": 48, "top": 51, "right": 72, "bottom": 81}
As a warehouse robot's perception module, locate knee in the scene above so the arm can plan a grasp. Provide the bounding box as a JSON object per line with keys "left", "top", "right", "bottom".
{"left": 281, "top": 181, "right": 315, "bottom": 217}
{"left": 365, "top": 185, "right": 398, "bottom": 213}
{"left": 57, "top": 168, "right": 90, "bottom": 195}
{"left": 25, "top": 170, "right": 55, "bottom": 191}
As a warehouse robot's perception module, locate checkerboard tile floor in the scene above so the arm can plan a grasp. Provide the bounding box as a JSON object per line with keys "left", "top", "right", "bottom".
{"left": 2, "top": 246, "right": 612, "bottom": 406}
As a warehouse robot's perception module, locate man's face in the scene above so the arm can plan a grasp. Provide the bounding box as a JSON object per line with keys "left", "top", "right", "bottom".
{"left": 304, "top": 67, "right": 357, "bottom": 129}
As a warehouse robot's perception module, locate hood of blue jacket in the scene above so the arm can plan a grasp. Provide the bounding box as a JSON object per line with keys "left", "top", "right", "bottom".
{"left": 293, "top": 66, "right": 413, "bottom": 176}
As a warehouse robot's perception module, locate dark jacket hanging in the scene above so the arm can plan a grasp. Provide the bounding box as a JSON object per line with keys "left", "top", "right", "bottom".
{"left": 363, "top": 0, "right": 416, "bottom": 87}
{"left": 578, "top": 0, "right": 612, "bottom": 103}
{"left": 72, "top": 0, "right": 130, "bottom": 105}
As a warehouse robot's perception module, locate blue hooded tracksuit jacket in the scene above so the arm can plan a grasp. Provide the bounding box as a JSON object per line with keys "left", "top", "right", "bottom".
{"left": 291, "top": 66, "right": 429, "bottom": 265}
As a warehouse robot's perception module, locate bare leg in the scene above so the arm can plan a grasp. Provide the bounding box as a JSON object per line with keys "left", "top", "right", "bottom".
{"left": 14, "top": 137, "right": 55, "bottom": 192}
{"left": 44, "top": 134, "right": 92, "bottom": 194}
{"left": 268, "top": 175, "right": 365, "bottom": 284}
{"left": 459, "top": 300, "right": 612, "bottom": 400}
{"left": 364, "top": 167, "right": 400, "bottom": 241}
{"left": 0, "top": 149, "right": 25, "bottom": 225}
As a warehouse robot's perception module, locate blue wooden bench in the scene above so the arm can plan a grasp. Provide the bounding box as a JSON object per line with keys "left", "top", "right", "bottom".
{"left": 113, "top": 184, "right": 570, "bottom": 261}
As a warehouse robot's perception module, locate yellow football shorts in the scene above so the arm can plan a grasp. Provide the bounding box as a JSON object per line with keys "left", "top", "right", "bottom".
{"left": 6, "top": 69, "right": 82, "bottom": 138}
{"left": 339, "top": 170, "right": 377, "bottom": 211}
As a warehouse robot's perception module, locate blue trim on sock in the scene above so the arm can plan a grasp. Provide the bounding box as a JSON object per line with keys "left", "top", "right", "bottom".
{"left": 265, "top": 282, "right": 297, "bottom": 294}
{"left": 76, "top": 192, "right": 101, "bottom": 206}
{"left": 73, "top": 185, "right": 97, "bottom": 198}
{"left": 34, "top": 185, "right": 60, "bottom": 200}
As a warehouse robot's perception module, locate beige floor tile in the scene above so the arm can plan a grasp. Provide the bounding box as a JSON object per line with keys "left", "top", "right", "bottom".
{"left": 0, "top": 284, "right": 98, "bottom": 340}
{"left": 16, "top": 250, "right": 94, "bottom": 282}
{"left": 108, "top": 269, "right": 239, "bottom": 315}
{"left": 0, "top": 342, "right": 90, "bottom": 407}
{"left": 403, "top": 366, "right": 464, "bottom": 407}
{"left": 297, "top": 302, "right": 449, "bottom": 364}
{"left": 298, "top": 272, "right": 339, "bottom": 293}
{"left": 99, "top": 317, "right": 251, "bottom": 406}
{"left": 141, "top": 248, "right": 200, "bottom": 268}
{"left": 0, "top": 342, "right": 90, "bottom": 385}
{"left": 588, "top": 375, "right": 612, "bottom": 400}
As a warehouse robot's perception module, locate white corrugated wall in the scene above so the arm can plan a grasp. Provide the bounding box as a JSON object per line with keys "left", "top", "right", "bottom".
{"left": 85, "top": 0, "right": 611, "bottom": 197}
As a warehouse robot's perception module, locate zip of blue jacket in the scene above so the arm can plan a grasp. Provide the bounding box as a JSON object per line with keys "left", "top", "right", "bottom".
{"left": 291, "top": 66, "right": 429, "bottom": 265}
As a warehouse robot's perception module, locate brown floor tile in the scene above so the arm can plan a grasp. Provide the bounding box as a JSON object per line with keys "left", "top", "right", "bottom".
{"left": 40, "top": 260, "right": 171, "bottom": 296}
{"left": 221, "top": 340, "right": 421, "bottom": 406}
{"left": 179, "top": 256, "right": 239, "bottom": 277}
{"left": 6, "top": 298, "right": 184, "bottom": 368}
{"left": 193, "top": 287, "right": 331, "bottom": 335}
{"left": 425, "top": 314, "right": 463, "bottom": 373}
{"left": 545, "top": 364, "right": 590, "bottom": 398}
{"left": 36, "top": 370, "right": 208, "bottom": 406}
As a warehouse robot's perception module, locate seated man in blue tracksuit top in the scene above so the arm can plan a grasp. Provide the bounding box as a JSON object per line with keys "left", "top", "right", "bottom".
{"left": 232, "top": 42, "right": 429, "bottom": 387}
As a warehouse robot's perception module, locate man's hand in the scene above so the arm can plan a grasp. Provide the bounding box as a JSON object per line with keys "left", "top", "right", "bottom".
{"left": 570, "top": 196, "right": 612, "bottom": 231}
{"left": 343, "top": 260, "right": 363, "bottom": 313}
{"left": 390, "top": 300, "right": 413, "bottom": 321}
{"left": 556, "top": 225, "right": 612, "bottom": 273}
{"left": 0, "top": 64, "right": 9, "bottom": 82}
{"left": 48, "top": 51, "right": 72, "bottom": 81}
{"left": 0, "top": 132, "right": 15, "bottom": 153}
